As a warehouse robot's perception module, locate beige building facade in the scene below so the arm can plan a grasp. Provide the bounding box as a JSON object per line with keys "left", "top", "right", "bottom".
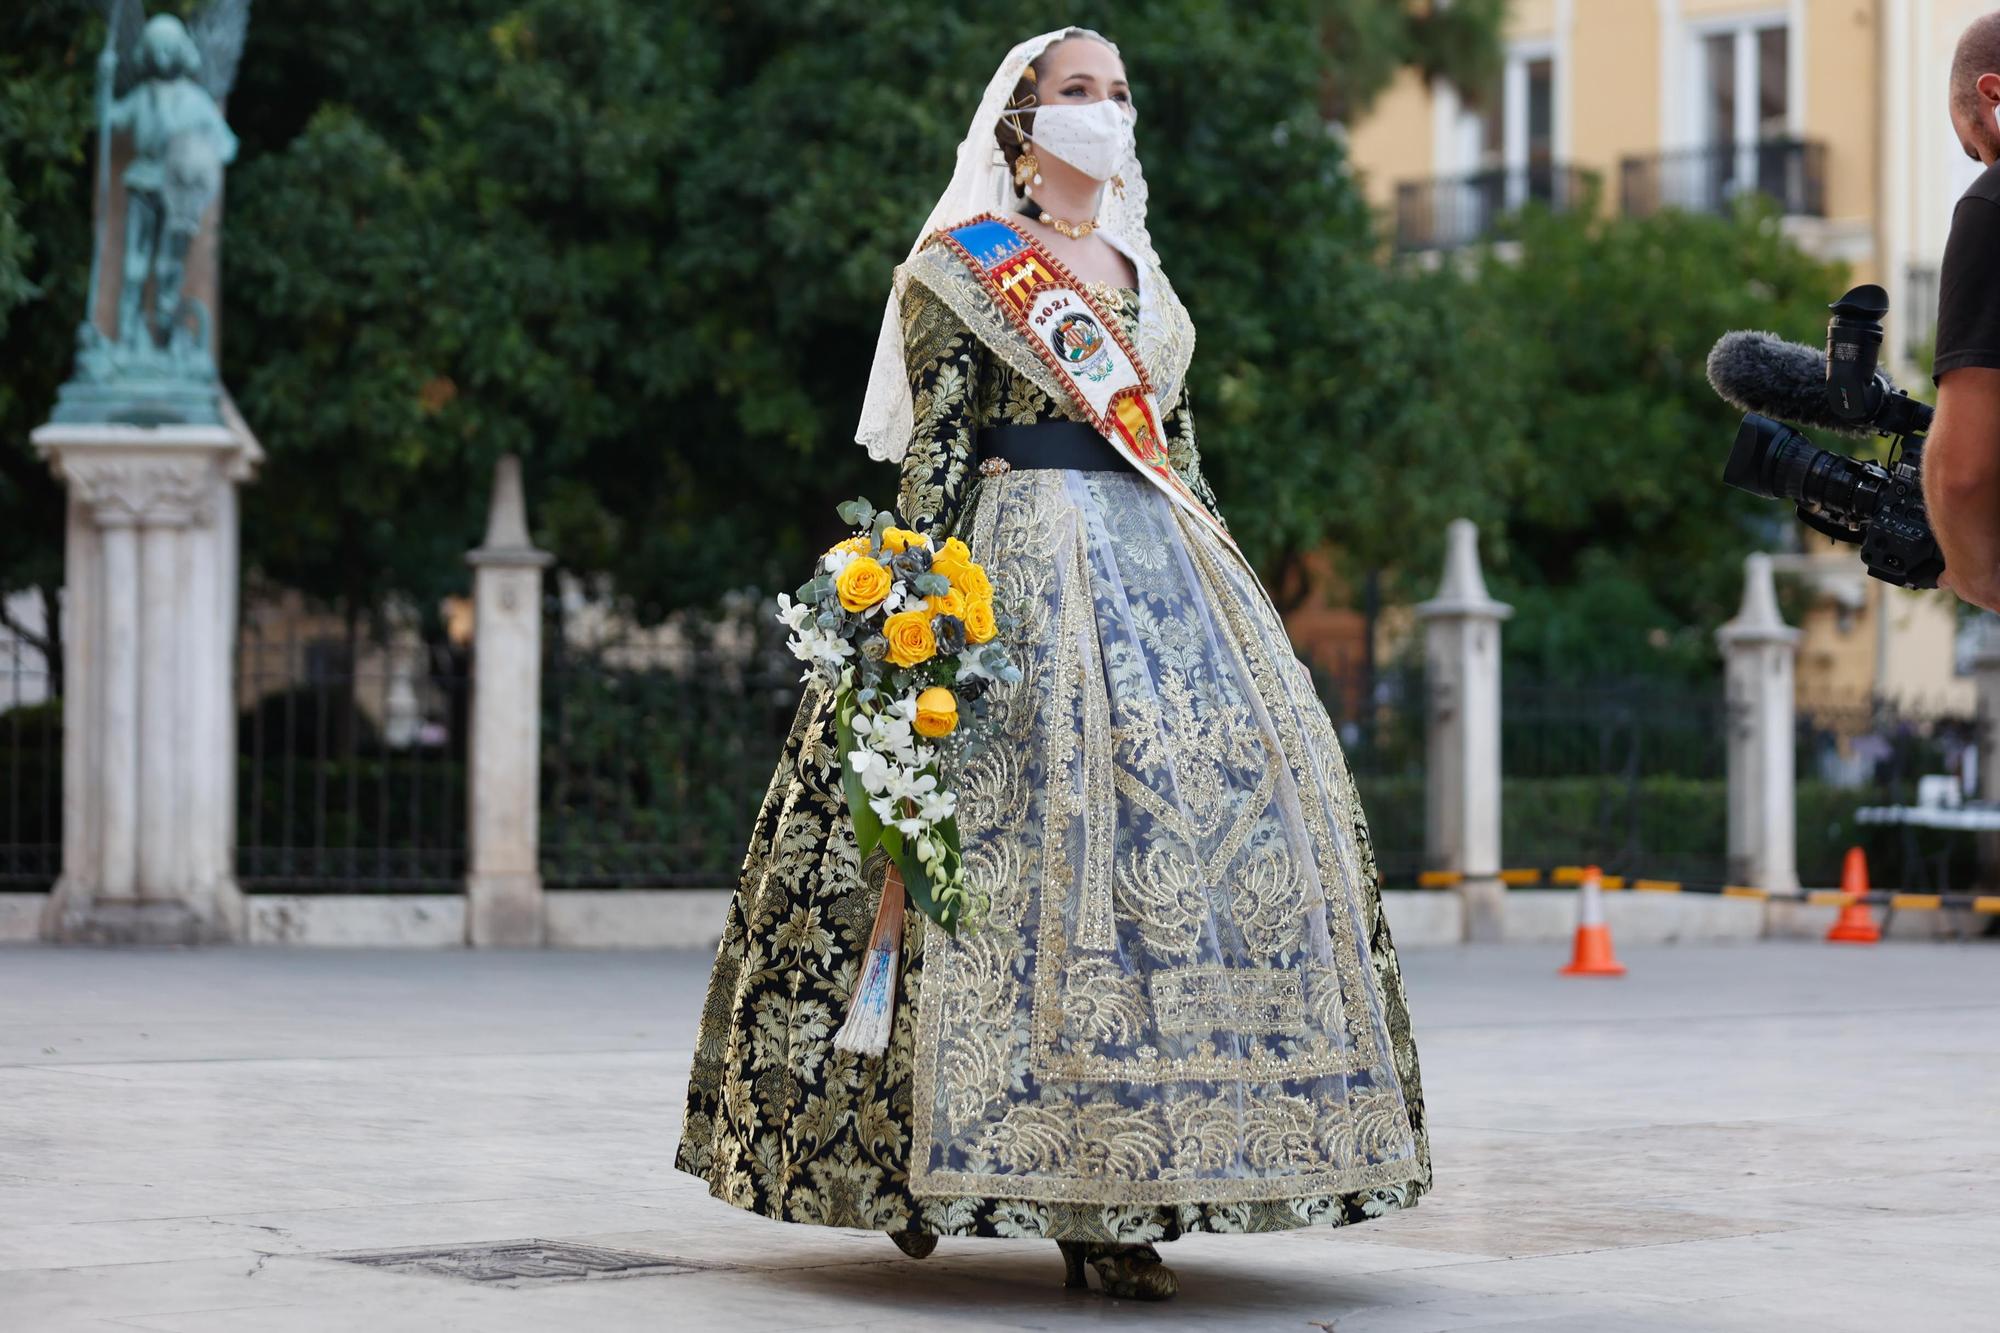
{"left": 1347, "top": 0, "right": 1995, "bottom": 708}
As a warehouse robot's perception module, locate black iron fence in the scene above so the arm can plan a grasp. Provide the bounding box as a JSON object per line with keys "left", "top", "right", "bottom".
{"left": 22, "top": 589, "right": 1981, "bottom": 899}
{"left": 235, "top": 622, "right": 469, "bottom": 890}
{"left": 0, "top": 634, "right": 60, "bottom": 891}
{"left": 1501, "top": 679, "right": 1732, "bottom": 885}
{"left": 1394, "top": 163, "right": 1595, "bottom": 253}
{"left": 1313, "top": 655, "right": 1426, "bottom": 883}
{"left": 540, "top": 597, "right": 800, "bottom": 888}
{"left": 1620, "top": 138, "right": 1826, "bottom": 219}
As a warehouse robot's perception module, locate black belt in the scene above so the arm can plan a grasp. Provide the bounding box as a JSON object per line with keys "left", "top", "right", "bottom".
{"left": 976, "top": 421, "right": 1134, "bottom": 473}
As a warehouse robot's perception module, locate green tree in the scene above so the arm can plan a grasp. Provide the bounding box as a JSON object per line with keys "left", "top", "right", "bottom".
{"left": 5, "top": 2, "right": 1506, "bottom": 634}
{"left": 1452, "top": 196, "right": 1849, "bottom": 683}
{"left": 0, "top": 2, "right": 100, "bottom": 676}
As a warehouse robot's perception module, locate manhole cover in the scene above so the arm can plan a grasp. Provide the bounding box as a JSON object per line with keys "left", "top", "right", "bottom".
{"left": 320, "top": 1238, "right": 708, "bottom": 1286}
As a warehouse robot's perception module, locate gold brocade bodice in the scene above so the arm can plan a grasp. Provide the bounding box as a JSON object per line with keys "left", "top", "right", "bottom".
{"left": 894, "top": 278, "right": 1226, "bottom": 544}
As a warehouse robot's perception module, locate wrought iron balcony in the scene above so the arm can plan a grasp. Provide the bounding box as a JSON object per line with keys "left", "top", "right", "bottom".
{"left": 1393, "top": 163, "right": 1594, "bottom": 254}
{"left": 1619, "top": 138, "right": 1826, "bottom": 219}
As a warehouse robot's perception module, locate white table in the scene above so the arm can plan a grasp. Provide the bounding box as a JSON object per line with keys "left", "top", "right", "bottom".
{"left": 1853, "top": 804, "right": 2000, "bottom": 936}
{"left": 1854, "top": 803, "right": 2000, "bottom": 832}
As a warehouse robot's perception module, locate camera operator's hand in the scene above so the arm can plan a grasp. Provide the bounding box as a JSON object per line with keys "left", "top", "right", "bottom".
{"left": 1924, "top": 367, "right": 2000, "bottom": 613}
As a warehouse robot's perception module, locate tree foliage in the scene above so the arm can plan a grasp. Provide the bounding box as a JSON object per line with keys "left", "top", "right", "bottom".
{"left": 3, "top": 0, "right": 1856, "bottom": 688}
{"left": 0, "top": 2, "right": 99, "bottom": 660}
{"left": 1447, "top": 196, "right": 1848, "bottom": 682}
{"left": 5, "top": 0, "right": 1508, "bottom": 631}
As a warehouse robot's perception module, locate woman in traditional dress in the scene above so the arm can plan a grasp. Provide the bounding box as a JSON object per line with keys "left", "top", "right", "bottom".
{"left": 675, "top": 27, "right": 1430, "bottom": 1300}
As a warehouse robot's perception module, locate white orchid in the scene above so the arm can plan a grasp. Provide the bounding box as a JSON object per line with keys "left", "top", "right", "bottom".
{"left": 847, "top": 748, "right": 891, "bottom": 795}
{"left": 775, "top": 592, "right": 815, "bottom": 633}
{"left": 794, "top": 630, "right": 852, "bottom": 674}
{"left": 916, "top": 787, "right": 957, "bottom": 824}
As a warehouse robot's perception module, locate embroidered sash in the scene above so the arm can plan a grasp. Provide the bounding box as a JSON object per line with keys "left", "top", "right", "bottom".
{"left": 935, "top": 215, "right": 1245, "bottom": 563}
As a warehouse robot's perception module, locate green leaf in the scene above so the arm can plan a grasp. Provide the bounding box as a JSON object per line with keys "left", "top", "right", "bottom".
{"left": 879, "top": 824, "right": 960, "bottom": 938}
{"left": 834, "top": 688, "right": 882, "bottom": 861}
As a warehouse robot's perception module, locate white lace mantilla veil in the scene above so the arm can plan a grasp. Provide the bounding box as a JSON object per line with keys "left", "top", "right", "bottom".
{"left": 853, "top": 26, "right": 1175, "bottom": 463}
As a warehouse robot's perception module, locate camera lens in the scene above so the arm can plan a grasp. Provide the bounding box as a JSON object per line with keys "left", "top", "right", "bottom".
{"left": 1723, "top": 414, "right": 1880, "bottom": 526}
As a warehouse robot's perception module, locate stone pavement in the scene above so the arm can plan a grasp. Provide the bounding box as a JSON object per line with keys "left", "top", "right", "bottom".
{"left": 2, "top": 940, "right": 1996, "bottom": 1332}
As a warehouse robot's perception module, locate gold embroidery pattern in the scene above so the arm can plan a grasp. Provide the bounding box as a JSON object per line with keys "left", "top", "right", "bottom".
{"left": 675, "top": 271, "right": 1430, "bottom": 1242}
{"left": 908, "top": 470, "right": 1422, "bottom": 1206}
{"left": 1149, "top": 965, "right": 1306, "bottom": 1035}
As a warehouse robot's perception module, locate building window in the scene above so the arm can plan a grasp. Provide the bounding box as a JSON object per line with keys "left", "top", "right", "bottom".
{"left": 1693, "top": 17, "right": 1791, "bottom": 204}
{"left": 1456, "top": 43, "right": 1559, "bottom": 214}
{"left": 1398, "top": 37, "right": 1585, "bottom": 253}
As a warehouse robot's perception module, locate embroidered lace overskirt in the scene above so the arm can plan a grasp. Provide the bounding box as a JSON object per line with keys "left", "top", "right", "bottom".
{"left": 909, "top": 469, "right": 1424, "bottom": 1212}
{"left": 674, "top": 466, "right": 1431, "bottom": 1241}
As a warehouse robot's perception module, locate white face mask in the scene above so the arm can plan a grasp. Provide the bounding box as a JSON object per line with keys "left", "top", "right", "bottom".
{"left": 1011, "top": 98, "right": 1133, "bottom": 182}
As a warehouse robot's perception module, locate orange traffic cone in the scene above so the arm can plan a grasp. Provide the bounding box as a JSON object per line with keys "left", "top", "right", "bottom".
{"left": 1561, "top": 865, "right": 1627, "bottom": 976}
{"left": 1826, "top": 845, "right": 1881, "bottom": 944}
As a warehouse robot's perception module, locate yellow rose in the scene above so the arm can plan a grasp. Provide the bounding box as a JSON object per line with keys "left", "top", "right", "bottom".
{"left": 913, "top": 686, "right": 958, "bottom": 738}
{"left": 931, "top": 537, "right": 973, "bottom": 580}
{"left": 962, "top": 598, "right": 998, "bottom": 645}
{"left": 882, "top": 609, "right": 937, "bottom": 667}
{"left": 925, "top": 588, "right": 966, "bottom": 621}
{"left": 881, "top": 526, "right": 932, "bottom": 554}
{"left": 835, "top": 556, "right": 892, "bottom": 612}
{"left": 949, "top": 560, "right": 993, "bottom": 603}
{"left": 826, "top": 535, "right": 871, "bottom": 558}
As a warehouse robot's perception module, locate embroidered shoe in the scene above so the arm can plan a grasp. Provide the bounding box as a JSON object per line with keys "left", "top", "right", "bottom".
{"left": 889, "top": 1230, "right": 937, "bottom": 1259}
{"left": 1056, "top": 1240, "right": 1178, "bottom": 1300}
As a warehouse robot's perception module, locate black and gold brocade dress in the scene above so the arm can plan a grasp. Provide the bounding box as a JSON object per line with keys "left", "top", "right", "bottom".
{"left": 674, "top": 259, "right": 1431, "bottom": 1244}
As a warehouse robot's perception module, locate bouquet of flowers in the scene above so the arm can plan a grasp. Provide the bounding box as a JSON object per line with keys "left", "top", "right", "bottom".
{"left": 777, "top": 498, "right": 1019, "bottom": 1053}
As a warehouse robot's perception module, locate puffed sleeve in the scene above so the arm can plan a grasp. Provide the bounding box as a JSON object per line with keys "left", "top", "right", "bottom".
{"left": 895, "top": 279, "right": 986, "bottom": 543}
{"left": 1160, "top": 387, "right": 1228, "bottom": 532}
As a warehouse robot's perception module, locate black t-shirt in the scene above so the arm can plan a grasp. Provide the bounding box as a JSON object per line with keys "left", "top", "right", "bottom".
{"left": 1933, "top": 163, "right": 2000, "bottom": 383}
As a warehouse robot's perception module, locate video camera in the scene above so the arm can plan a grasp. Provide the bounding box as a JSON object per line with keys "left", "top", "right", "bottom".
{"left": 1707, "top": 284, "right": 1943, "bottom": 589}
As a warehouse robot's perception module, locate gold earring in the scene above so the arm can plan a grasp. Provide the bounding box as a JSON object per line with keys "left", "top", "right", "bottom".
{"left": 1015, "top": 146, "right": 1043, "bottom": 189}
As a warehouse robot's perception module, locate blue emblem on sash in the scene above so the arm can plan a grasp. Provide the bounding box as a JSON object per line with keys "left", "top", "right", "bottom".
{"left": 947, "top": 218, "right": 1025, "bottom": 270}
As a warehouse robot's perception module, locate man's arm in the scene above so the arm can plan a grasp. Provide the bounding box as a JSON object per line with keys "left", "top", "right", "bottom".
{"left": 1925, "top": 367, "right": 2000, "bottom": 609}
{"left": 1923, "top": 184, "right": 2000, "bottom": 608}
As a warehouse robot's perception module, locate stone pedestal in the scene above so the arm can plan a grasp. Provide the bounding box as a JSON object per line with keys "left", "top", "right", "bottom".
{"left": 465, "top": 456, "right": 553, "bottom": 947}
{"left": 1717, "top": 554, "right": 1802, "bottom": 894}
{"left": 32, "top": 410, "right": 262, "bottom": 943}
{"left": 1415, "top": 519, "right": 1513, "bottom": 942}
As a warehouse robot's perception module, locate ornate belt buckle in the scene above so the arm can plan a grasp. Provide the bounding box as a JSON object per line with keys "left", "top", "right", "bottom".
{"left": 979, "top": 457, "right": 1012, "bottom": 478}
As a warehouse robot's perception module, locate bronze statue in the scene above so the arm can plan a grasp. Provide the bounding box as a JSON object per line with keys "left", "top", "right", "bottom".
{"left": 58, "top": 1, "right": 250, "bottom": 424}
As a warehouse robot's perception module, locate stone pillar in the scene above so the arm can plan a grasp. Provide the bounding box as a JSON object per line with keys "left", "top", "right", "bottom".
{"left": 1717, "top": 553, "right": 1802, "bottom": 894}
{"left": 1969, "top": 617, "right": 2000, "bottom": 886}
{"left": 32, "top": 416, "right": 262, "bottom": 943}
{"left": 1415, "top": 519, "right": 1513, "bottom": 941}
{"left": 465, "top": 455, "right": 554, "bottom": 947}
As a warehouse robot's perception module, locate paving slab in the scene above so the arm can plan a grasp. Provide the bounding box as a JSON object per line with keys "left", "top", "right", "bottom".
{"left": 1, "top": 940, "right": 1995, "bottom": 1331}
